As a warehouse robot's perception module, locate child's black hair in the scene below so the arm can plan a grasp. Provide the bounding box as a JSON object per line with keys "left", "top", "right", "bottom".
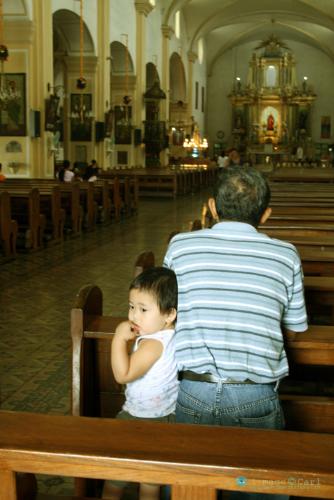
{"left": 129, "top": 266, "right": 177, "bottom": 313}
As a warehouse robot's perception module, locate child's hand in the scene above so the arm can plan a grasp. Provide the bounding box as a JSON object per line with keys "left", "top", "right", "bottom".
{"left": 115, "top": 321, "right": 139, "bottom": 341}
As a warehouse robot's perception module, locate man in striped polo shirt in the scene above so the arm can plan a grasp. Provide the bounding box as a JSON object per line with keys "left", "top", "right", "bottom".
{"left": 164, "top": 166, "right": 307, "bottom": 464}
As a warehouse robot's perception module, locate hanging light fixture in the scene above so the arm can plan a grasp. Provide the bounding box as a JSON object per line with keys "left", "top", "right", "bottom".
{"left": 0, "top": 0, "right": 20, "bottom": 109}
{"left": 120, "top": 33, "right": 131, "bottom": 124}
{"left": 70, "top": 0, "right": 93, "bottom": 125}
{"left": 76, "top": 0, "right": 86, "bottom": 91}
{"left": 121, "top": 33, "right": 131, "bottom": 106}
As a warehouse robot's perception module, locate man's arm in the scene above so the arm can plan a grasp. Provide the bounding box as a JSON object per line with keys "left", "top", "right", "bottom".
{"left": 283, "top": 329, "right": 298, "bottom": 341}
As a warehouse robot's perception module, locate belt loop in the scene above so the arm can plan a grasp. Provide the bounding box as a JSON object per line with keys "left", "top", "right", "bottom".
{"left": 274, "top": 379, "right": 280, "bottom": 392}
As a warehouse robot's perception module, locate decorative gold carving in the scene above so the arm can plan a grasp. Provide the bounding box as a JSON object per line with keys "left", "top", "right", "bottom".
{"left": 134, "top": 1, "right": 154, "bottom": 16}
{"left": 161, "top": 24, "right": 173, "bottom": 39}
{"left": 187, "top": 51, "right": 197, "bottom": 63}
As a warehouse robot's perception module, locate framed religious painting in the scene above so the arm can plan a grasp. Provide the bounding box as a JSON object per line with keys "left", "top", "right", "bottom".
{"left": 0, "top": 73, "right": 26, "bottom": 136}
{"left": 321, "top": 116, "right": 331, "bottom": 139}
{"left": 114, "top": 105, "right": 132, "bottom": 144}
{"left": 104, "top": 108, "right": 114, "bottom": 137}
{"left": 45, "top": 94, "right": 60, "bottom": 132}
{"left": 70, "top": 93, "right": 92, "bottom": 141}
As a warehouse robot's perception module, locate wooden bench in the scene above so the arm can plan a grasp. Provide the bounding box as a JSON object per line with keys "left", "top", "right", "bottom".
{"left": 96, "top": 177, "right": 122, "bottom": 221}
{"left": 268, "top": 166, "right": 334, "bottom": 183}
{"left": 1, "top": 410, "right": 334, "bottom": 500}
{"left": 4, "top": 182, "right": 65, "bottom": 243}
{"left": 92, "top": 179, "right": 113, "bottom": 224}
{"left": 71, "top": 283, "right": 334, "bottom": 423}
{"left": 0, "top": 187, "right": 46, "bottom": 251}
{"left": 102, "top": 166, "right": 217, "bottom": 199}
{"left": 2, "top": 180, "right": 81, "bottom": 239}
{"left": 101, "top": 173, "right": 138, "bottom": 216}
{"left": 0, "top": 191, "right": 18, "bottom": 260}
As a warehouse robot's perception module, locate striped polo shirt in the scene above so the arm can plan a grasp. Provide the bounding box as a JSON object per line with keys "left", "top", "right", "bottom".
{"left": 163, "top": 221, "right": 308, "bottom": 383}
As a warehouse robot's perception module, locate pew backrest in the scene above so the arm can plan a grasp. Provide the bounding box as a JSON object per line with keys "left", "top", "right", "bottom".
{"left": 1, "top": 410, "right": 334, "bottom": 500}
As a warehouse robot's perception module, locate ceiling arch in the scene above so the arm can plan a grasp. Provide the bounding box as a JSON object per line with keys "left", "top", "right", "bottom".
{"left": 110, "top": 41, "right": 134, "bottom": 75}
{"left": 169, "top": 52, "right": 186, "bottom": 103}
{"left": 161, "top": 0, "right": 334, "bottom": 68}
{"left": 53, "top": 9, "right": 95, "bottom": 56}
{"left": 207, "top": 21, "right": 334, "bottom": 74}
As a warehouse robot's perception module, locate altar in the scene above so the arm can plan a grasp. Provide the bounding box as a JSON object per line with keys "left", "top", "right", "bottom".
{"left": 248, "top": 144, "right": 290, "bottom": 166}
{"left": 229, "top": 35, "right": 316, "bottom": 161}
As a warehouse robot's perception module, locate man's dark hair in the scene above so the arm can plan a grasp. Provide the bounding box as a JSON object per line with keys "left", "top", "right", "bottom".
{"left": 213, "top": 166, "right": 271, "bottom": 227}
{"left": 129, "top": 266, "right": 177, "bottom": 313}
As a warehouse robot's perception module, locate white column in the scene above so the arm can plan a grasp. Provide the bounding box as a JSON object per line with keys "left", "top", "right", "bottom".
{"left": 160, "top": 24, "right": 173, "bottom": 166}
{"left": 134, "top": 1, "right": 154, "bottom": 167}
{"left": 31, "top": 0, "right": 54, "bottom": 177}
{"left": 96, "top": 0, "right": 110, "bottom": 170}
{"left": 186, "top": 50, "right": 197, "bottom": 130}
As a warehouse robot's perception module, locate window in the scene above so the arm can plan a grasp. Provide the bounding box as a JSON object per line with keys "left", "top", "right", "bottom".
{"left": 175, "top": 11, "right": 180, "bottom": 39}
{"left": 195, "top": 81, "right": 199, "bottom": 110}
{"left": 198, "top": 38, "right": 204, "bottom": 64}
{"left": 265, "top": 65, "right": 277, "bottom": 87}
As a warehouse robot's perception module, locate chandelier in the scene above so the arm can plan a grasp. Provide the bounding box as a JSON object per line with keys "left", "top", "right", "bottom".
{"left": 183, "top": 135, "right": 208, "bottom": 150}
{"left": 0, "top": 0, "right": 21, "bottom": 109}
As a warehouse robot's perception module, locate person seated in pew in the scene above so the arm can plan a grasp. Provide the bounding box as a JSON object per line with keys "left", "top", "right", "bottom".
{"left": 63, "top": 160, "right": 75, "bottom": 182}
{"left": 0, "top": 163, "right": 5, "bottom": 182}
{"left": 164, "top": 166, "right": 308, "bottom": 500}
{"left": 57, "top": 159, "right": 74, "bottom": 182}
{"left": 83, "top": 159, "right": 99, "bottom": 182}
{"left": 103, "top": 266, "right": 178, "bottom": 500}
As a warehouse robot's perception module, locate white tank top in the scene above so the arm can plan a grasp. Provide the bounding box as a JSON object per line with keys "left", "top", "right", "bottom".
{"left": 123, "top": 329, "right": 179, "bottom": 418}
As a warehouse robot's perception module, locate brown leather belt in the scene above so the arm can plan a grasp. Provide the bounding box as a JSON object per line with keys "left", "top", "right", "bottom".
{"left": 178, "top": 370, "right": 256, "bottom": 384}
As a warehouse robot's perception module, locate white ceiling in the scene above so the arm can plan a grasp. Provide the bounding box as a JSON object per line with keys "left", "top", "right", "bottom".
{"left": 163, "top": 0, "right": 334, "bottom": 64}
{"left": 5, "top": 0, "right": 334, "bottom": 63}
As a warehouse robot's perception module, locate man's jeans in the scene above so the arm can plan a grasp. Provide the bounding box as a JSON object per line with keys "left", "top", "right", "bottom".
{"left": 176, "top": 379, "right": 288, "bottom": 500}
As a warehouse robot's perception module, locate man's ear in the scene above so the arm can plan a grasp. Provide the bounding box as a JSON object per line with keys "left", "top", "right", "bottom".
{"left": 208, "top": 198, "right": 219, "bottom": 221}
{"left": 259, "top": 207, "right": 272, "bottom": 224}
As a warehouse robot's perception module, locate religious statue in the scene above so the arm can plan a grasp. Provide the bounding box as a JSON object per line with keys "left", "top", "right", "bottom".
{"left": 267, "top": 113, "right": 274, "bottom": 131}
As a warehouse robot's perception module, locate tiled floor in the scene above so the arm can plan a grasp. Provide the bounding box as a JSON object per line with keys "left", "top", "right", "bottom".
{"left": 0, "top": 189, "right": 210, "bottom": 496}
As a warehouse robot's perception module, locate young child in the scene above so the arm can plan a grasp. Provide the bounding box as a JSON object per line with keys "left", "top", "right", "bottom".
{"left": 103, "top": 266, "right": 178, "bottom": 500}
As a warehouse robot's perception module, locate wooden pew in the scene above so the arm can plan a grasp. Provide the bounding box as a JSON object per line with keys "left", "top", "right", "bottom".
{"left": 97, "top": 177, "right": 122, "bottom": 221}
{"left": 0, "top": 188, "right": 46, "bottom": 251}
{"left": 77, "top": 182, "right": 98, "bottom": 231}
{"left": 101, "top": 166, "right": 218, "bottom": 199}
{"left": 268, "top": 166, "right": 334, "bottom": 183}
{"left": 57, "top": 182, "right": 83, "bottom": 235}
{"left": 0, "top": 191, "right": 18, "bottom": 259}
{"left": 2, "top": 180, "right": 81, "bottom": 239}
{"left": 1, "top": 410, "right": 334, "bottom": 500}
{"left": 38, "top": 185, "right": 65, "bottom": 242}
{"left": 305, "top": 276, "right": 334, "bottom": 315}
{"left": 92, "top": 179, "right": 112, "bottom": 224}
{"left": 71, "top": 284, "right": 334, "bottom": 424}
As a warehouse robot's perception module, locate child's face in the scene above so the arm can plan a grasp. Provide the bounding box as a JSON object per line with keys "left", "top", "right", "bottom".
{"left": 128, "top": 288, "right": 172, "bottom": 336}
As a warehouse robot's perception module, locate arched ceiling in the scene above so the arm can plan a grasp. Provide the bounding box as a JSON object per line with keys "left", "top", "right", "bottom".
{"left": 110, "top": 41, "right": 134, "bottom": 74}
{"left": 53, "top": 9, "right": 95, "bottom": 55}
{"left": 162, "top": 0, "right": 334, "bottom": 66}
